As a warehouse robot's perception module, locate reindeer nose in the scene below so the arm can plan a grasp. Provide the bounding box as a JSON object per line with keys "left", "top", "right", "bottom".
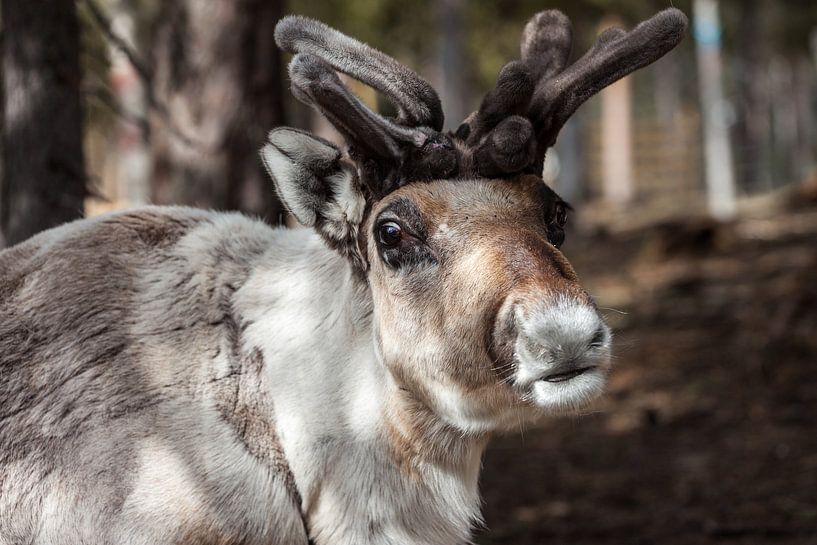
{"left": 512, "top": 298, "right": 612, "bottom": 387}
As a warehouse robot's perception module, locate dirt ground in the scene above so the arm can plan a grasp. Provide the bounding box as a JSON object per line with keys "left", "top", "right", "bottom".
{"left": 477, "top": 194, "right": 817, "bottom": 544}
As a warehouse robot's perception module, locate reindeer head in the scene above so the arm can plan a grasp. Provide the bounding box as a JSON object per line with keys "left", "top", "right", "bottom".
{"left": 262, "top": 9, "right": 687, "bottom": 432}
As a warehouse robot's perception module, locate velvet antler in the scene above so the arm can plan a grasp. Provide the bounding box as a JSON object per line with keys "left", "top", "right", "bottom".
{"left": 275, "top": 16, "right": 457, "bottom": 198}
{"left": 274, "top": 8, "right": 688, "bottom": 196}
{"left": 456, "top": 8, "right": 688, "bottom": 177}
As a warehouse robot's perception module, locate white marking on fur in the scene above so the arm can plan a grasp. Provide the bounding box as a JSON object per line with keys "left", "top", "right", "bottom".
{"left": 426, "top": 378, "right": 520, "bottom": 433}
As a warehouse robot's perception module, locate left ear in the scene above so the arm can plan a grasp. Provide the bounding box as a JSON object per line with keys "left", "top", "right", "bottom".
{"left": 261, "top": 128, "right": 367, "bottom": 268}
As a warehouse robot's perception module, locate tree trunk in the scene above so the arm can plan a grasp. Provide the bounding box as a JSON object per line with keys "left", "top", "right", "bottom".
{"left": 150, "top": 0, "right": 285, "bottom": 224}
{"left": 1, "top": 0, "right": 86, "bottom": 247}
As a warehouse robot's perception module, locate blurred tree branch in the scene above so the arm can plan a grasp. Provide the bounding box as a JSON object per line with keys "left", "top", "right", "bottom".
{"left": 83, "top": 0, "right": 153, "bottom": 92}
{"left": 82, "top": 0, "right": 207, "bottom": 151}
{"left": 83, "top": 81, "right": 151, "bottom": 140}
{"left": 148, "top": 0, "right": 286, "bottom": 222}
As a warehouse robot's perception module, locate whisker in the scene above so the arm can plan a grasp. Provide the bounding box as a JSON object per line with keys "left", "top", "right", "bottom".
{"left": 599, "top": 306, "right": 629, "bottom": 315}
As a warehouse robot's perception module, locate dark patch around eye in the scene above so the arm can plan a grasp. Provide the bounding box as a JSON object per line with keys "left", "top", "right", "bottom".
{"left": 376, "top": 197, "right": 428, "bottom": 241}
{"left": 379, "top": 241, "right": 438, "bottom": 270}
{"left": 374, "top": 197, "right": 436, "bottom": 270}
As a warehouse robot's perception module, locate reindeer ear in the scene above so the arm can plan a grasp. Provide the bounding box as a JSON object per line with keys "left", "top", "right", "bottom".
{"left": 261, "top": 128, "right": 366, "bottom": 259}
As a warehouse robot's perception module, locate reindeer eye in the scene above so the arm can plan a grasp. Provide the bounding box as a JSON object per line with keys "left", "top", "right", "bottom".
{"left": 378, "top": 222, "right": 402, "bottom": 247}
{"left": 554, "top": 203, "right": 568, "bottom": 228}
{"left": 547, "top": 203, "right": 568, "bottom": 248}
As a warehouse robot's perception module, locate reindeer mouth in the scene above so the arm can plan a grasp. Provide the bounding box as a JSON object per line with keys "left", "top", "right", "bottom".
{"left": 540, "top": 365, "right": 596, "bottom": 383}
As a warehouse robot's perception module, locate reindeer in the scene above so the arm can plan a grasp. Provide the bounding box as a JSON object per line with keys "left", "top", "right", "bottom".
{"left": 0, "top": 8, "right": 686, "bottom": 545}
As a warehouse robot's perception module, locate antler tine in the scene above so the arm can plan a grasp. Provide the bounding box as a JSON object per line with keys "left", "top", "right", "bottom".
{"left": 275, "top": 15, "right": 444, "bottom": 131}
{"left": 276, "top": 16, "right": 458, "bottom": 197}
{"left": 288, "top": 53, "right": 420, "bottom": 159}
{"left": 461, "top": 10, "right": 573, "bottom": 146}
{"left": 455, "top": 9, "right": 575, "bottom": 177}
{"left": 529, "top": 8, "right": 689, "bottom": 157}
{"left": 520, "top": 10, "right": 573, "bottom": 81}
{"left": 288, "top": 52, "right": 442, "bottom": 197}
{"left": 461, "top": 60, "right": 535, "bottom": 146}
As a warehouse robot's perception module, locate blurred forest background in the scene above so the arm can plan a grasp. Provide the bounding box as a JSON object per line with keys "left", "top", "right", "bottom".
{"left": 2, "top": 0, "right": 817, "bottom": 543}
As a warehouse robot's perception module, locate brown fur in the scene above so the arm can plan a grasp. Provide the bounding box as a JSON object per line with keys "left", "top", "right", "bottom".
{"left": 213, "top": 348, "right": 299, "bottom": 498}
{"left": 383, "top": 385, "right": 489, "bottom": 473}
{"left": 364, "top": 176, "right": 593, "bottom": 465}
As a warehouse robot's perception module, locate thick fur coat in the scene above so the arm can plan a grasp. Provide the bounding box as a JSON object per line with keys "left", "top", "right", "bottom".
{"left": 0, "top": 207, "right": 488, "bottom": 545}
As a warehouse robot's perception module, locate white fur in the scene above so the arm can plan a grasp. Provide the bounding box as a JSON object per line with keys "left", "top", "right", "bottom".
{"left": 513, "top": 297, "right": 612, "bottom": 412}
{"left": 235, "top": 229, "right": 481, "bottom": 545}
{"left": 325, "top": 169, "right": 366, "bottom": 226}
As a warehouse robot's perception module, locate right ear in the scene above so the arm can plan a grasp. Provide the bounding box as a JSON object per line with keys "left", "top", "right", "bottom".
{"left": 260, "top": 128, "right": 368, "bottom": 267}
